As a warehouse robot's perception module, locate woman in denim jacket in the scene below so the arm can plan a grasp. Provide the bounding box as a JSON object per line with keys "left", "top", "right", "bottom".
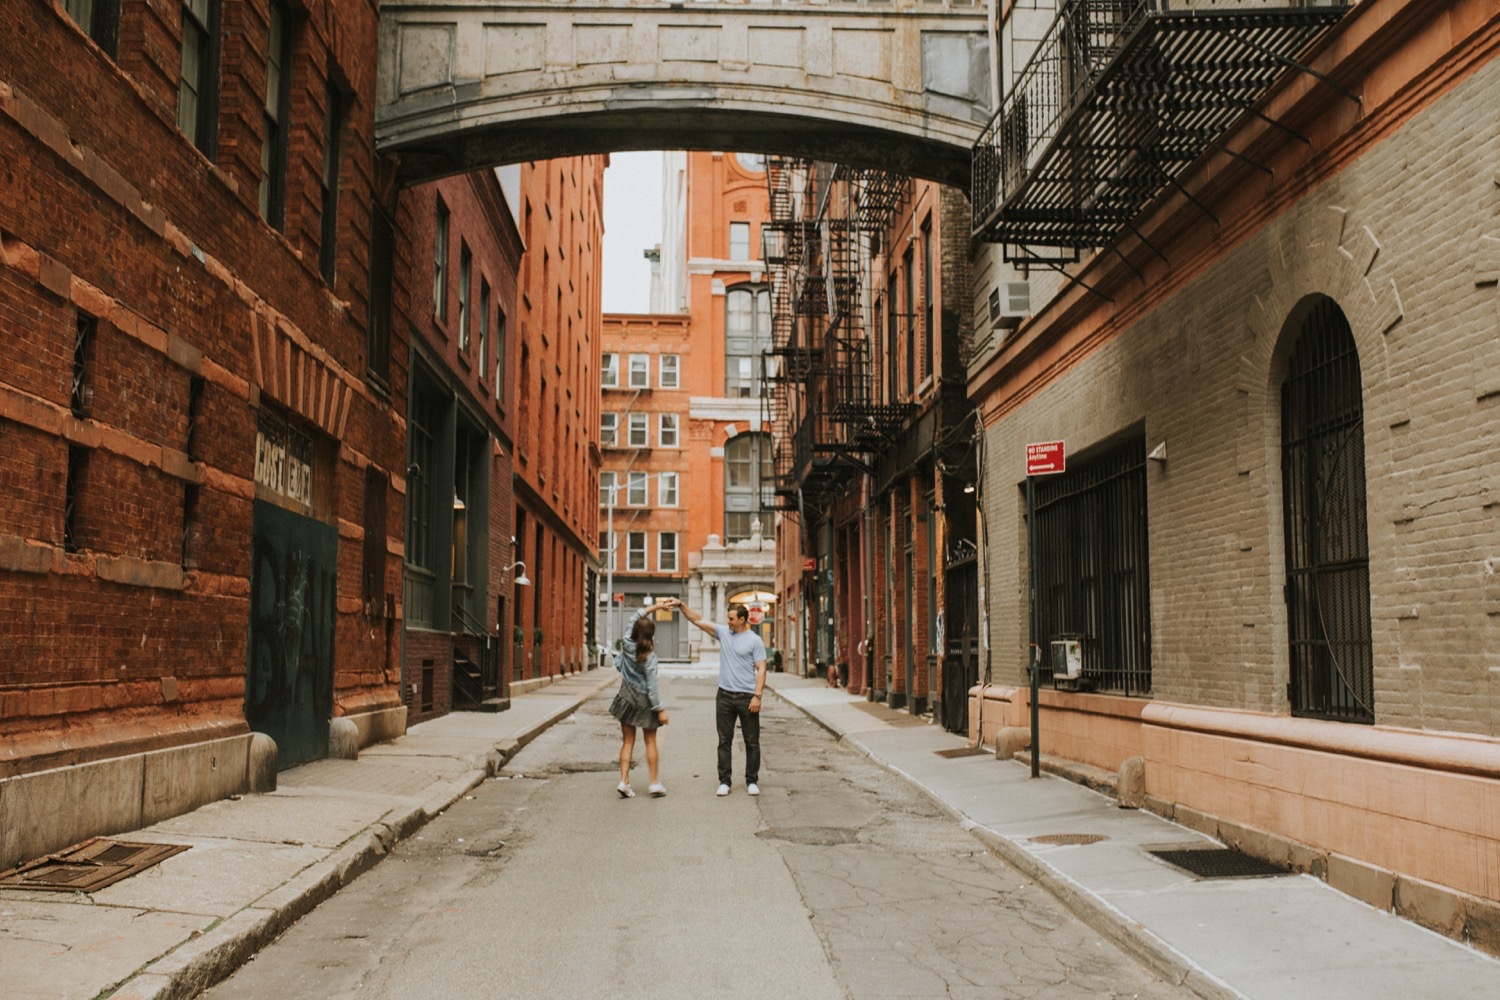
{"left": 611, "top": 600, "right": 673, "bottom": 797}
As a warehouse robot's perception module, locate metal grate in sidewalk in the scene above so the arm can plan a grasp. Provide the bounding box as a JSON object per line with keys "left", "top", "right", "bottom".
{"left": 1148, "top": 847, "right": 1290, "bottom": 880}
{"left": 0, "top": 838, "right": 189, "bottom": 893}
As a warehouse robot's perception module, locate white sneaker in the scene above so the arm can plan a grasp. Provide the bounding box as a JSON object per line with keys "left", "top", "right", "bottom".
{"left": 747, "top": 783, "right": 760, "bottom": 796}
{"left": 716, "top": 783, "right": 730, "bottom": 796}
{"left": 649, "top": 783, "right": 667, "bottom": 797}
{"left": 617, "top": 782, "right": 635, "bottom": 798}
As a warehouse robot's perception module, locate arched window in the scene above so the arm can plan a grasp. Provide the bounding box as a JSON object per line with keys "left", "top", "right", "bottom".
{"left": 724, "top": 432, "right": 772, "bottom": 542}
{"left": 725, "top": 285, "right": 771, "bottom": 398}
{"left": 1281, "top": 296, "right": 1373, "bottom": 723}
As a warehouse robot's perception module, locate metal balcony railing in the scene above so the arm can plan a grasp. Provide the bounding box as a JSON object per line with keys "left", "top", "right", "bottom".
{"left": 973, "top": 0, "right": 1349, "bottom": 255}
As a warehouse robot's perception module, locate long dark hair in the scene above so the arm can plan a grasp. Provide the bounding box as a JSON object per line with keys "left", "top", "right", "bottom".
{"left": 631, "top": 615, "right": 655, "bottom": 658}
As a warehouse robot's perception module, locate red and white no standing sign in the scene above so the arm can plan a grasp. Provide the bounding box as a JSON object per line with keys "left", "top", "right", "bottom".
{"left": 1026, "top": 440, "right": 1066, "bottom": 476}
{"left": 747, "top": 605, "right": 765, "bottom": 625}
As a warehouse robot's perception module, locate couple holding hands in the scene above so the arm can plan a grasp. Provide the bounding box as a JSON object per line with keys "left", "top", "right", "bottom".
{"left": 610, "top": 597, "right": 769, "bottom": 800}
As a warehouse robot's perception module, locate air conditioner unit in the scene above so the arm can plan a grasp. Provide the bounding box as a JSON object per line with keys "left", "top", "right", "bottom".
{"left": 989, "top": 281, "right": 1030, "bottom": 330}
{"left": 1051, "top": 637, "right": 1082, "bottom": 680}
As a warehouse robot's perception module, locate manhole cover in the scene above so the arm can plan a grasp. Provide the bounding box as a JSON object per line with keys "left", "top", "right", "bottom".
{"left": 1148, "top": 847, "right": 1289, "bottom": 879}
{"left": 1030, "top": 833, "right": 1108, "bottom": 846}
{"left": 0, "top": 838, "right": 189, "bottom": 893}
{"left": 934, "top": 746, "right": 990, "bottom": 759}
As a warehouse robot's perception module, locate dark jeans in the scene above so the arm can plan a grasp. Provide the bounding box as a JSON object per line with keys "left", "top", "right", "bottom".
{"left": 716, "top": 688, "right": 760, "bottom": 787}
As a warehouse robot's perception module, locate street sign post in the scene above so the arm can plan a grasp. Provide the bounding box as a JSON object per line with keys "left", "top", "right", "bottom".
{"left": 1024, "top": 440, "right": 1066, "bottom": 778}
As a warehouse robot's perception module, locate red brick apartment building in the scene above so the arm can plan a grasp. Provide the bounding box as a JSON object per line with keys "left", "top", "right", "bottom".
{"left": 764, "top": 161, "right": 977, "bottom": 724}
{"left": 511, "top": 157, "right": 607, "bottom": 685}
{"left": 400, "top": 170, "right": 521, "bottom": 723}
{"left": 0, "top": 0, "right": 408, "bottom": 868}
{"left": 600, "top": 151, "right": 775, "bottom": 661}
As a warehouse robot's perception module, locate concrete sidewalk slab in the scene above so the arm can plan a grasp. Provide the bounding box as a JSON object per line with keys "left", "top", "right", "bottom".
{"left": 767, "top": 672, "right": 1500, "bottom": 1000}
{"left": 0, "top": 668, "right": 616, "bottom": 1000}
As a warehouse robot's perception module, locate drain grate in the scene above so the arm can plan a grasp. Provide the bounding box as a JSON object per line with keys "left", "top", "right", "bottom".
{"left": 1148, "top": 847, "right": 1289, "bottom": 879}
{"left": 1030, "top": 833, "right": 1109, "bottom": 846}
{"left": 0, "top": 838, "right": 189, "bottom": 893}
{"left": 934, "top": 746, "right": 990, "bottom": 759}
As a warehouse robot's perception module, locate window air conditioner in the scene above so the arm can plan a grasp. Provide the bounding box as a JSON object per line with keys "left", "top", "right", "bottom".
{"left": 1051, "top": 637, "right": 1082, "bottom": 680}
{"left": 989, "top": 281, "right": 1030, "bottom": 330}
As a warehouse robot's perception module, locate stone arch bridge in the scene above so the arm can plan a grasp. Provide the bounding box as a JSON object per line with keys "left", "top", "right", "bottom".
{"left": 375, "top": 0, "right": 993, "bottom": 189}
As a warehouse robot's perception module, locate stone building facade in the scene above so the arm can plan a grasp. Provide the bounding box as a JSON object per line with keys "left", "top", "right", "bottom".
{"left": 968, "top": 0, "right": 1500, "bottom": 947}
{"left": 0, "top": 0, "right": 407, "bottom": 867}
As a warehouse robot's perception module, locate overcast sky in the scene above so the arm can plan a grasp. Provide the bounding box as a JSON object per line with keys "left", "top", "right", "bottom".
{"left": 601, "top": 151, "right": 665, "bottom": 314}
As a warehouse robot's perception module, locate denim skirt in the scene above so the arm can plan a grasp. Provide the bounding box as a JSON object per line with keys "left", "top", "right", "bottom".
{"left": 609, "top": 681, "right": 660, "bottom": 730}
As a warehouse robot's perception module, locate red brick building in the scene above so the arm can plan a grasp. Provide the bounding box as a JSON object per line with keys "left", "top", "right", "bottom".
{"left": 0, "top": 0, "right": 408, "bottom": 867}
{"left": 511, "top": 157, "right": 607, "bottom": 684}
{"left": 400, "top": 170, "right": 521, "bottom": 722}
{"left": 600, "top": 151, "right": 775, "bottom": 661}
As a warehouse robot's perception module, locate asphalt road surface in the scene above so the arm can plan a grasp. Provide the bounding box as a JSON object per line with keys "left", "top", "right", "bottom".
{"left": 202, "top": 673, "right": 1194, "bottom": 1000}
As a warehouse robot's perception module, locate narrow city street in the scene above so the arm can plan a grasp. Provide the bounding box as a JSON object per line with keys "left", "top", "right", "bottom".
{"left": 202, "top": 675, "right": 1191, "bottom": 1000}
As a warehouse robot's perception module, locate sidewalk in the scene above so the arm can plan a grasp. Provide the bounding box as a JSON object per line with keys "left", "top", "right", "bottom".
{"left": 0, "top": 669, "right": 618, "bottom": 1000}
{"left": 767, "top": 673, "right": 1500, "bottom": 1000}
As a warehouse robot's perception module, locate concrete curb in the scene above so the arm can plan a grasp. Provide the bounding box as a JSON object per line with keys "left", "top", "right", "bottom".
{"left": 771, "top": 692, "right": 1244, "bottom": 1000}
{"left": 104, "top": 676, "right": 616, "bottom": 1000}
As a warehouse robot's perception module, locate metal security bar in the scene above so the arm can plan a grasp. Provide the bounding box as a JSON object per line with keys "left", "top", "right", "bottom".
{"left": 1032, "top": 437, "right": 1151, "bottom": 695}
{"left": 973, "top": 0, "right": 1348, "bottom": 254}
{"left": 1281, "top": 297, "right": 1372, "bottom": 723}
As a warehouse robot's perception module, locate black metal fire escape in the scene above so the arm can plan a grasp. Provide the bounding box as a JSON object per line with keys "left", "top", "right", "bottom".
{"left": 972, "top": 0, "right": 1351, "bottom": 259}
{"left": 763, "top": 158, "right": 917, "bottom": 511}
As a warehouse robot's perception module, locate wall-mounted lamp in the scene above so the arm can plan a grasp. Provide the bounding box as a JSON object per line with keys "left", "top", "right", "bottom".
{"left": 505, "top": 560, "right": 530, "bottom": 587}
{"left": 453, "top": 493, "right": 465, "bottom": 511}
{"left": 962, "top": 483, "right": 976, "bottom": 494}
{"left": 1147, "top": 441, "right": 1168, "bottom": 465}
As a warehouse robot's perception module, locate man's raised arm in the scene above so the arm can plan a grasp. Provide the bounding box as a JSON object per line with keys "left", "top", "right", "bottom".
{"left": 674, "top": 599, "right": 718, "bottom": 638}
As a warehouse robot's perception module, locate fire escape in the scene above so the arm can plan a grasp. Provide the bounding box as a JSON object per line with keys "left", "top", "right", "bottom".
{"left": 763, "top": 159, "right": 916, "bottom": 512}
{"left": 972, "top": 0, "right": 1352, "bottom": 260}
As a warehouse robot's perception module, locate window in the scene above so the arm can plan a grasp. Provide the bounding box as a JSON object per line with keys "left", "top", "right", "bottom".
{"left": 729, "top": 222, "right": 751, "bottom": 261}
{"left": 259, "top": 0, "right": 292, "bottom": 229}
{"left": 628, "top": 413, "right": 648, "bottom": 448}
{"left": 903, "top": 247, "right": 915, "bottom": 396}
{"left": 362, "top": 467, "right": 388, "bottom": 613}
{"left": 1033, "top": 436, "right": 1151, "bottom": 696}
{"left": 600, "top": 412, "right": 617, "bottom": 447}
{"left": 433, "top": 198, "right": 449, "bottom": 322}
{"left": 627, "top": 532, "right": 647, "bottom": 571}
{"left": 493, "top": 309, "right": 506, "bottom": 401}
{"left": 725, "top": 286, "right": 771, "bottom": 398}
{"left": 599, "top": 471, "right": 617, "bottom": 507}
{"left": 659, "top": 532, "right": 678, "bottom": 572}
{"left": 627, "top": 471, "right": 647, "bottom": 506}
{"left": 1281, "top": 296, "right": 1372, "bottom": 723}
{"left": 476, "top": 280, "right": 490, "bottom": 381}
{"left": 658, "top": 472, "right": 678, "bottom": 507}
{"left": 318, "top": 82, "right": 345, "bottom": 283}
{"left": 367, "top": 206, "right": 394, "bottom": 387}
{"left": 601, "top": 353, "right": 619, "bottom": 388}
{"left": 177, "top": 0, "right": 220, "bottom": 155}
{"left": 628, "top": 353, "right": 649, "bottom": 388}
{"left": 659, "top": 354, "right": 680, "bottom": 388}
{"left": 734, "top": 152, "right": 765, "bottom": 173}
{"left": 65, "top": 0, "right": 119, "bottom": 57}
{"left": 658, "top": 413, "right": 679, "bottom": 448}
{"left": 457, "top": 242, "right": 472, "bottom": 351}
{"left": 921, "top": 218, "right": 934, "bottom": 381}
{"left": 724, "top": 432, "right": 771, "bottom": 541}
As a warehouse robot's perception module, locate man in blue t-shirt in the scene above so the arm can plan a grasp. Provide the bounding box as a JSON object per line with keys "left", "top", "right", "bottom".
{"left": 675, "top": 598, "right": 767, "bottom": 796}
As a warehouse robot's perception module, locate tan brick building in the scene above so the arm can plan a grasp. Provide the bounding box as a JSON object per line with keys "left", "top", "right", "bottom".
{"left": 1, "top": 0, "right": 407, "bottom": 866}
{"left": 968, "top": 0, "right": 1500, "bottom": 940}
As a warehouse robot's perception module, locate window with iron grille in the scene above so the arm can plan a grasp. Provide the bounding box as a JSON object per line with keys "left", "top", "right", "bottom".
{"left": 1281, "top": 297, "right": 1372, "bottom": 723}
{"left": 1032, "top": 436, "right": 1151, "bottom": 695}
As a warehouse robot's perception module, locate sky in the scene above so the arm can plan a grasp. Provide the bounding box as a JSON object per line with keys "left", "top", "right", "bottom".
{"left": 601, "top": 151, "right": 665, "bottom": 314}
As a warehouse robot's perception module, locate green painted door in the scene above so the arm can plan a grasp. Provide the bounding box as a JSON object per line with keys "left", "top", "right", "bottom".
{"left": 247, "top": 500, "right": 337, "bottom": 769}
